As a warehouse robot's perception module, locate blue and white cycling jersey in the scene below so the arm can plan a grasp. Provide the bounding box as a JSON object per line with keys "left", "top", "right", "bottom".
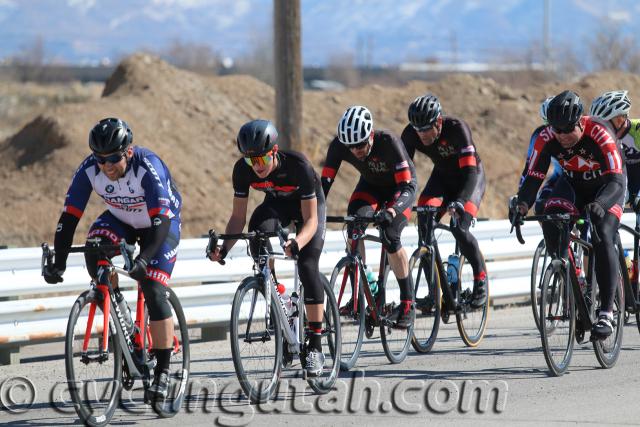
{"left": 63, "top": 146, "right": 181, "bottom": 229}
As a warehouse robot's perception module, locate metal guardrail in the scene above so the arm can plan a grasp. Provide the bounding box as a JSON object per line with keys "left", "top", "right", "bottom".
{"left": 1, "top": 214, "right": 637, "bottom": 363}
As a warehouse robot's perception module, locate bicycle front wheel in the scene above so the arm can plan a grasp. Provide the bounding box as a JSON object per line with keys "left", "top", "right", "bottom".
{"left": 380, "top": 264, "right": 413, "bottom": 364}
{"left": 150, "top": 287, "right": 190, "bottom": 417}
{"left": 531, "top": 239, "right": 548, "bottom": 332}
{"left": 456, "top": 255, "right": 489, "bottom": 347}
{"left": 539, "top": 260, "right": 575, "bottom": 376}
{"left": 307, "top": 275, "right": 341, "bottom": 394}
{"left": 409, "top": 247, "right": 441, "bottom": 353}
{"left": 330, "top": 257, "right": 365, "bottom": 371}
{"left": 65, "top": 289, "right": 122, "bottom": 427}
{"left": 593, "top": 247, "right": 625, "bottom": 368}
{"left": 230, "top": 277, "right": 283, "bottom": 403}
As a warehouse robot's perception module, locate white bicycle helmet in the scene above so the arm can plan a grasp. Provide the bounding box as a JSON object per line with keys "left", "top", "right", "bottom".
{"left": 589, "top": 90, "right": 631, "bottom": 121}
{"left": 337, "top": 106, "right": 373, "bottom": 145}
{"left": 539, "top": 96, "right": 553, "bottom": 124}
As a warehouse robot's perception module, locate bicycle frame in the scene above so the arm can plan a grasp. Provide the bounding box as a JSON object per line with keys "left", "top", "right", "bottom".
{"left": 334, "top": 219, "right": 390, "bottom": 325}
{"left": 415, "top": 206, "right": 461, "bottom": 312}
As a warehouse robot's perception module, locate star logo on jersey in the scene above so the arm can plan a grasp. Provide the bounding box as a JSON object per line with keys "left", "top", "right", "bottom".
{"left": 105, "top": 184, "right": 114, "bottom": 193}
{"left": 559, "top": 155, "right": 601, "bottom": 172}
{"left": 579, "top": 148, "right": 586, "bottom": 155}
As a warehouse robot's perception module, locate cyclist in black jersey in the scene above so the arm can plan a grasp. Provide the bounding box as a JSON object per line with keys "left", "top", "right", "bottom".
{"left": 322, "top": 106, "right": 417, "bottom": 328}
{"left": 402, "top": 94, "right": 488, "bottom": 308}
{"left": 208, "top": 119, "right": 327, "bottom": 376}
{"left": 512, "top": 90, "right": 625, "bottom": 339}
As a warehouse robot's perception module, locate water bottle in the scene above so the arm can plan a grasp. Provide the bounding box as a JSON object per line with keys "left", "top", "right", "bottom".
{"left": 447, "top": 254, "right": 460, "bottom": 284}
{"left": 624, "top": 250, "right": 633, "bottom": 280}
{"left": 364, "top": 266, "right": 379, "bottom": 296}
{"left": 115, "top": 290, "right": 134, "bottom": 335}
{"left": 276, "top": 284, "right": 293, "bottom": 317}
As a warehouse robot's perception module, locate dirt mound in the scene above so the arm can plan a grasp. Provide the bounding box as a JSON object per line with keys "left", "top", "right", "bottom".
{"left": 2, "top": 54, "right": 639, "bottom": 246}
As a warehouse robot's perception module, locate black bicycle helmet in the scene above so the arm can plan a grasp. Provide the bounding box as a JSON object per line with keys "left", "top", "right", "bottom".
{"left": 547, "top": 90, "right": 584, "bottom": 132}
{"left": 236, "top": 119, "right": 278, "bottom": 156}
{"left": 88, "top": 118, "right": 133, "bottom": 154}
{"left": 408, "top": 94, "right": 442, "bottom": 128}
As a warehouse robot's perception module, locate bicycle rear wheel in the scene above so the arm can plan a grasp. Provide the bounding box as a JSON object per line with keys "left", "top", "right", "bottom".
{"left": 531, "top": 239, "right": 548, "bottom": 332}
{"left": 380, "top": 264, "right": 413, "bottom": 364}
{"left": 150, "top": 287, "right": 190, "bottom": 417}
{"left": 409, "top": 247, "right": 441, "bottom": 353}
{"left": 456, "top": 255, "right": 489, "bottom": 347}
{"left": 65, "top": 289, "right": 122, "bottom": 427}
{"left": 230, "top": 277, "right": 282, "bottom": 403}
{"left": 330, "top": 258, "right": 365, "bottom": 370}
{"left": 593, "top": 248, "right": 625, "bottom": 368}
{"left": 539, "top": 260, "right": 575, "bottom": 376}
{"left": 306, "top": 275, "right": 341, "bottom": 394}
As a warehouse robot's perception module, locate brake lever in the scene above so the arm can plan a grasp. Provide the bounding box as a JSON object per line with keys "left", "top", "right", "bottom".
{"left": 41, "top": 243, "right": 54, "bottom": 276}
{"left": 119, "top": 239, "right": 136, "bottom": 271}
{"left": 206, "top": 229, "right": 226, "bottom": 265}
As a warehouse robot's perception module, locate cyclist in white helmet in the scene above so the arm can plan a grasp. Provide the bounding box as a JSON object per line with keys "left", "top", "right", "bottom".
{"left": 322, "top": 106, "right": 418, "bottom": 328}
{"left": 590, "top": 90, "right": 640, "bottom": 211}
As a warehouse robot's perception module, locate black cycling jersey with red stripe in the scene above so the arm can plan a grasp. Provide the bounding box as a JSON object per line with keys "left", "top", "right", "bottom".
{"left": 401, "top": 116, "right": 482, "bottom": 202}
{"left": 518, "top": 116, "right": 625, "bottom": 211}
{"left": 233, "top": 149, "right": 321, "bottom": 201}
{"left": 321, "top": 129, "right": 417, "bottom": 213}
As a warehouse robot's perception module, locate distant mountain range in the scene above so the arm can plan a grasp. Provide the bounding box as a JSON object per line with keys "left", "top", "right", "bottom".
{"left": 1, "top": 0, "right": 639, "bottom": 67}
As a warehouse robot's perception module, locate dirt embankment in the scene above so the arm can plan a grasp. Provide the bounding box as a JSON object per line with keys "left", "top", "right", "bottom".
{"left": 2, "top": 53, "right": 640, "bottom": 246}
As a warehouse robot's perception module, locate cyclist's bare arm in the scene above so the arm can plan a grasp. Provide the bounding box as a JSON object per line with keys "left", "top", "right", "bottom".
{"left": 209, "top": 196, "right": 247, "bottom": 261}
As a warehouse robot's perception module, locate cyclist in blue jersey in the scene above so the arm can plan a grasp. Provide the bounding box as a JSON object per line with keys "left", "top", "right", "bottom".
{"left": 43, "top": 118, "right": 182, "bottom": 399}
{"left": 515, "top": 97, "right": 564, "bottom": 214}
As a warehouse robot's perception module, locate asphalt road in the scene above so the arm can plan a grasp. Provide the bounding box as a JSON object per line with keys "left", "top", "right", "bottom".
{"left": 1, "top": 305, "right": 639, "bottom": 426}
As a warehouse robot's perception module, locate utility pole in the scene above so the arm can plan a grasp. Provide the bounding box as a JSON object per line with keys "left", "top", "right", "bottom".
{"left": 543, "top": 0, "right": 550, "bottom": 72}
{"left": 274, "top": 0, "right": 302, "bottom": 150}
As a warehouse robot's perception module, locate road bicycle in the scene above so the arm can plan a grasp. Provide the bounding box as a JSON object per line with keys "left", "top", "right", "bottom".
{"left": 530, "top": 224, "right": 588, "bottom": 332}
{"left": 41, "top": 238, "right": 189, "bottom": 426}
{"left": 409, "top": 205, "right": 490, "bottom": 353}
{"left": 207, "top": 228, "right": 340, "bottom": 403}
{"left": 513, "top": 213, "right": 624, "bottom": 376}
{"left": 327, "top": 214, "right": 414, "bottom": 370}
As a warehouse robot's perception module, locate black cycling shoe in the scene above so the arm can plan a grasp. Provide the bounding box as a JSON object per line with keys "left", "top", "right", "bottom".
{"left": 147, "top": 369, "right": 170, "bottom": 400}
{"left": 591, "top": 314, "right": 613, "bottom": 340}
{"left": 470, "top": 279, "right": 487, "bottom": 309}
{"left": 339, "top": 297, "right": 354, "bottom": 316}
{"left": 416, "top": 296, "right": 436, "bottom": 315}
{"left": 391, "top": 301, "right": 415, "bottom": 329}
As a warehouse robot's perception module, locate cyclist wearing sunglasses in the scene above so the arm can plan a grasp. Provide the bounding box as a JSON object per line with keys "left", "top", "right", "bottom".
{"left": 43, "top": 117, "right": 182, "bottom": 398}
{"left": 208, "top": 119, "right": 328, "bottom": 377}
{"left": 512, "top": 90, "right": 625, "bottom": 339}
{"left": 321, "top": 106, "right": 417, "bottom": 328}
{"left": 590, "top": 90, "right": 640, "bottom": 212}
{"left": 401, "top": 94, "right": 488, "bottom": 309}
{"left": 514, "top": 97, "right": 564, "bottom": 215}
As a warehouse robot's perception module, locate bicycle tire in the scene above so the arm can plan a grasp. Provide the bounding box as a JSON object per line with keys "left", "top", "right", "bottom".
{"left": 531, "top": 239, "right": 548, "bottom": 332}
{"left": 230, "top": 277, "right": 283, "bottom": 403}
{"left": 539, "top": 260, "right": 575, "bottom": 376}
{"left": 409, "top": 247, "right": 441, "bottom": 353}
{"left": 307, "top": 276, "right": 342, "bottom": 394}
{"left": 456, "top": 254, "right": 489, "bottom": 347}
{"left": 150, "top": 287, "right": 190, "bottom": 417}
{"left": 330, "top": 257, "right": 365, "bottom": 371}
{"left": 65, "top": 289, "right": 122, "bottom": 427}
{"left": 593, "top": 244, "right": 626, "bottom": 368}
{"left": 380, "top": 262, "right": 413, "bottom": 364}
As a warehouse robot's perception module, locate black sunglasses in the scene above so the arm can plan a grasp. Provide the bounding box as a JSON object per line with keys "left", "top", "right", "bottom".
{"left": 349, "top": 140, "right": 369, "bottom": 150}
{"left": 552, "top": 125, "right": 577, "bottom": 134}
{"left": 93, "top": 151, "right": 125, "bottom": 164}
{"left": 412, "top": 124, "right": 434, "bottom": 132}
